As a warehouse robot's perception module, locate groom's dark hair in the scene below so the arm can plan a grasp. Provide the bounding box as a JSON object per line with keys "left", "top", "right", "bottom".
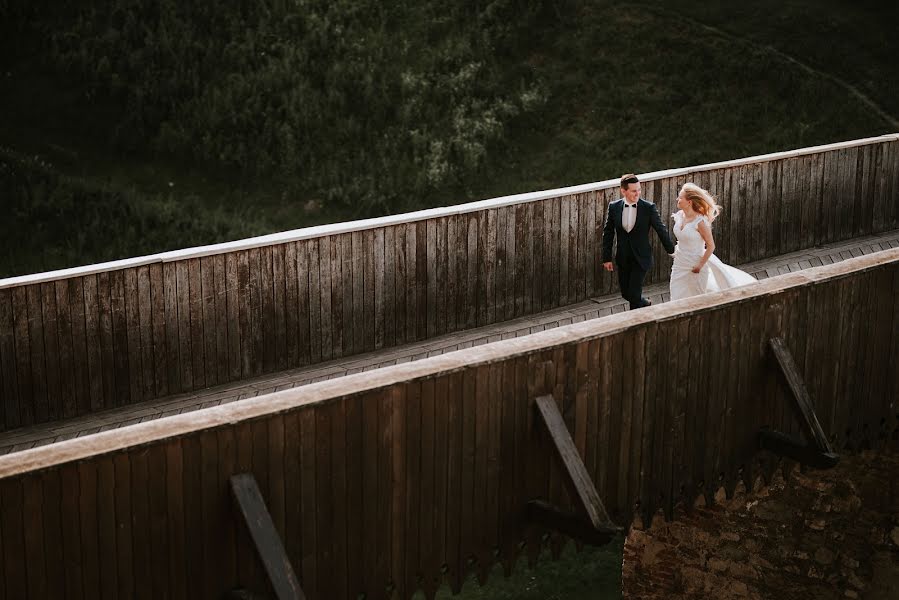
{"left": 620, "top": 173, "right": 639, "bottom": 188}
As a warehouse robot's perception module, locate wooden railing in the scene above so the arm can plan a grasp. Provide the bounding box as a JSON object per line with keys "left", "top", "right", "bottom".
{"left": 0, "top": 248, "right": 896, "bottom": 600}
{"left": 0, "top": 134, "right": 897, "bottom": 430}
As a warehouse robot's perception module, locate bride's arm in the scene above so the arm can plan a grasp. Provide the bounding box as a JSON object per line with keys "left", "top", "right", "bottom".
{"left": 692, "top": 220, "right": 716, "bottom": 273}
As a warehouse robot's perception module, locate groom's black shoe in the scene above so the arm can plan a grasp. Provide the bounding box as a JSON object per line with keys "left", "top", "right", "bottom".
{"left": 642, "top": 297, "right": 652, "bottom": 307}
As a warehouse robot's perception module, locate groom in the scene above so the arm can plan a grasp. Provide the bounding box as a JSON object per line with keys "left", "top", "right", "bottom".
{"left": 601, "top": 173, "right": 675, "bottom": 310}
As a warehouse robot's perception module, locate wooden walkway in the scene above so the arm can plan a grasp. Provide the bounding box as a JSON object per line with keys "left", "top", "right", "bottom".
{"left": 1, "top": 229, "right": 896, "bottom": 455}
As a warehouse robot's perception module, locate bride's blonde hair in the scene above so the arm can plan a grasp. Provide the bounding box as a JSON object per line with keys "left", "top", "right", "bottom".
{"left": 680, "top": 182, "right": 722, "bottom": 223}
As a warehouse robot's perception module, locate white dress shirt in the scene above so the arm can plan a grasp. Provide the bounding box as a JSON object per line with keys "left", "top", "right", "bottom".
{"left": 623, "top": 201, "right": 638, "bottom": 233}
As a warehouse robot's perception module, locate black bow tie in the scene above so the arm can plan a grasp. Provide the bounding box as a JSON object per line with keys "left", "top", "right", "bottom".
{"left": 624, "top": 204, "right": 636, "bottom": 208}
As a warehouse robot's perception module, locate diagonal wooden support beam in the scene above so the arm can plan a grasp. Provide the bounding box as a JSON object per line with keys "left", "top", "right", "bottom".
{"left": 230, "top": 473, "right": 306, "bottom": 600}
{"left": 532, "top": 395, "right": 621, "bottom": 543}
{"left": 762, "top": 338, "right": 839, "bottom": 468}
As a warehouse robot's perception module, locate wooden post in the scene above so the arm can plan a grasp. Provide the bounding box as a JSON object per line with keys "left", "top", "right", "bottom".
{"left": 229, "top": 473, "right": 306, "bottom": 600}
{"left": 760, "top": 338, "right": 839, "bottom": 468}
{"left": 530, "top": 394, "right": 621, "bottom": 544}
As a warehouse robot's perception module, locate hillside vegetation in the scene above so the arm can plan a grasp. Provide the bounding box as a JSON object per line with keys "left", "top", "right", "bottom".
{"left": 1, "top": 1, "right": 895, "bottom": 278}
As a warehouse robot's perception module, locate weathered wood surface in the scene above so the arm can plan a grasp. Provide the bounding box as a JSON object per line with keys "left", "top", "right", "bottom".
{"left": 0, "top": 137, "right": 896, "bottom": 430}
{"left": 0, "top": 230, "right": 895, "bottom": 455}
{"left": 0, "top": 249, "right": 895, "bottom": 600}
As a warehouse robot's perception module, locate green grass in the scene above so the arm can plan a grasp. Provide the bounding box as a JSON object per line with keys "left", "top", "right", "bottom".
{"left": 1, "top": 2, "right": 896, "bottom": 278}
{"left": 423, "top": 540, "right": 624, "bottom": 600}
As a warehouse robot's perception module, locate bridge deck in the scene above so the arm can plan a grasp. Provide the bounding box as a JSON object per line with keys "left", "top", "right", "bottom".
{"left": 2, "top": 229, "right": 896, "bottom": 455}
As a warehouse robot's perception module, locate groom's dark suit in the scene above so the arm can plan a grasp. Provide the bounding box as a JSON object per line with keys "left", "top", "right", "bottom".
{"left": 601, "top": 198, "right": 675, "bottom": 310}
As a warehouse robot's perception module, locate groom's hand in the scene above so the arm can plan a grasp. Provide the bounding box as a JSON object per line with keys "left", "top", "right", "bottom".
{"left": 603, "top": 261, "right": 614, "bottom": 272}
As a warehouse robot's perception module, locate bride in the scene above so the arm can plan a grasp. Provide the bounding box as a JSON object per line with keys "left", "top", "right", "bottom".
{"left": 670, "top": 183, "right": 756, "bottom": 300}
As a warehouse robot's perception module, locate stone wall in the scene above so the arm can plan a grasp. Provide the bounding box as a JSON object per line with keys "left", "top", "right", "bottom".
{"left": 622, "top": 447, "right": 899, "bottom": 599}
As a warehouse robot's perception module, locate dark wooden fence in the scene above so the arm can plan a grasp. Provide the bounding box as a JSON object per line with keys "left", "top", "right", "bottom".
{"left": 0, "top": 134, "right": 897, "bottom": 431}
{"left": 0, "top": 248, "right": 896, "bottom": 600}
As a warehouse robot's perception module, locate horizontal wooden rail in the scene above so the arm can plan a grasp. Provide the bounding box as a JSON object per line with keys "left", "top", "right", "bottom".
{"left": 0, "top": 249, "right": 895, "bottom": 599}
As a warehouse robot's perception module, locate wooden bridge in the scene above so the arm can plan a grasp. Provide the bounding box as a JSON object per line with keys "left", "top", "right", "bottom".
{"left": 0, "top": 134, "right": 897, "bottom": 599}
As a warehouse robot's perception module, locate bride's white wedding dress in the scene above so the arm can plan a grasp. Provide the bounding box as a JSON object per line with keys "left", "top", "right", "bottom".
{"left": 670, "top": 211, "right": 756, "bottom": 301}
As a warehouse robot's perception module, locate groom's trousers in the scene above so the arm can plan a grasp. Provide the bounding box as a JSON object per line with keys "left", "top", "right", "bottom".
{"left": 616, "top": 254, "right": 649, "bottom": 310}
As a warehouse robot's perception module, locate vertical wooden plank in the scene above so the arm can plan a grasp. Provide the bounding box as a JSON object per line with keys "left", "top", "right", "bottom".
{"left": 394, "top": 224, "right": 408, "bottom": 344}
{"left": 611, "top": 334, "right": 632, "bottom": 516}
{"left": 484, "top": 210, "right": 497, "bottom": 325}
{"left": 417, "top": 378, "right": 436, "bottom": 596}
{"left": 212, "top": 254, "right": 230, "bottom": 383}
{"left": 232, "top": 424, "right": 257, "bottom": 591}
{"left": 315, "top": 406, "right": 335, "bottom": 600}
{"left": 416, "top": 221, "right": 429, "bottom": 341}
{"left": 162, "top": 263, "right": 181, "bottom": 394}
{"left": 307, "top": 240, "right": 323, "bottom": 364}
{"left": 164, "top": 440, "right": 187, "bottom": 600}
{"left": 284, "top": 243, "right": 300, "bottom": 368}
{"left": 444, "top": 372, "right": 463, "bottom": 592}
{"left": 353, "top": 231, "right": 365, "bottom": 354}
{"left": 149, "top": 263, "right": 169, "bottom": 398}
{"left": 224, "top": 253, "right": 242, "bottom": 380}
{"left": 123, "top": 269, "right": 143, "bottom": 404}
{"left": 82, "top": 276, "right": 103, "bottom": 412}
{"left": 513, "top": 204, "right": 527, "bottom": 317}
{"left": 1, "top": 477, "right": 28, "bottom": 600}
{"left": 0, "top": 289, "right": 19, "bottom": 429}
{"left": 434, "top": 219, "right": 448, "bottom": 337}
{"left": 331, "top": 234, "right": 346, "bottom": 359}
{"left": 296, "top": 241, "right": 313, "bottom": 366}
{"left": 187, "top": 259, "right": 206, "bottom": 388}
{"left": 200, "top": 257, "right": 218, "bottom": 388}
{"left": 344, "top": 394, "right": 364, "bottom": 600}
{"left": 96, "top": 456, "right": 119, "bottom": 598}
{"left": 473, "top": 364, "right": 491, "bottom": 580}
{"left": 585, "top": 191, "right": 597, "bottom": 296}
{"left": 364, "top": 229, "right": 376, "bottom": 352}
{"left": 528, "top": 200, "right": 543, "bottom": 313}
{"left": 427, "top": 219, "right": 439, "bottom": 337}
{"left": 39, "top": 282, "right": 61, "bottom": 419}
{"left": 559, "top": 196, "right": 571, "bottom": 306}
{"left": 408, "top": 222, "right": 421, "bottom": 342}
{"left": 175, "top": 261, "right": 193, "bottom": 392}
{"left": 628, "top": 328, "right": 646, "bottom": 517}
{"left": 199, "top": 430, "right": 222, "bottom": 599}
{"left": 248, "top": 247, "right": 265, "bottom": 374}
{"left": 282, "top": 412, "right": 301, "bottom": 585}
{"left": 260, "top": 246, "right": 277, "bottom": 370}
{"left": 332, "top": 399, "right": 350, "bottom": 600}
{"left": 429, "top": 375, "right": 449, "bottom": 596}
{"left": 475, "top": 213, "right": 488, "bottom": 328}
{"left": 136, "top": 266, "right": 156, "bottom": 400}
{"left": 465, "top": 215, "right": 478, "bottom": 329}
{"left": 360, "top": 392, "right": 378, "bottom": 598}
{"left": 180, "top": 435, "right": 204, "bottom": 599}
{"left": 39, "top": 467, "right": 65, "bottom": 599}
{"left": 59, "top": 465, "right": 86, "bottom": 599}
{"left": 374, "top": 228, "right": 386, "bottom": 350}
{"left": 445, "top": 217, "right": 458, "bottom": 333}
{"left": 78, "top": 461, "right": 101, "bottom": 599}
{"left": 503, "top": 205, "right": 516, "bottom": 320}
{"left": 54, "top": 279, "right": 77, "bottom": 418}
{"left": 11, "top": 288, "right": 33, "bottom": 426}
{"left": 383, "top": 227, "right": 396, "bottom": 347}
{"left": 130, "top": 448, "right": 151, "bottom": 600}
{"left": 389, "top": 385, "right": 408, "bottom": 599}
{"left": 298, "top": 408, "right": 318, "bottom": 596}
{"left": 22, "top": 474, "right": 47, "bottom": 599}
{"left": 272, "top": 245, "right": 288, "bottom": 372}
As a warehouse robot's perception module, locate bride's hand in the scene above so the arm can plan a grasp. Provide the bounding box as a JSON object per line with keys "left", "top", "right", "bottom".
{"left": 691, "top": 263, "right": 703, "bottom": 273}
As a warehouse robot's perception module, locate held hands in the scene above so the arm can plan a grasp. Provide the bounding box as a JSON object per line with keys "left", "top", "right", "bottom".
{"left": 691, "top": 262, "right": 704, "bottom": 273}
{"left": 603, "top": 261, "right": 614, "bottom": 272}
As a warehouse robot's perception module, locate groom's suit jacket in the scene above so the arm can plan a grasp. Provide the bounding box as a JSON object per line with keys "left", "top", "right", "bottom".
{"left": 601, "top": 198, "right": 675, "bottom": 271}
